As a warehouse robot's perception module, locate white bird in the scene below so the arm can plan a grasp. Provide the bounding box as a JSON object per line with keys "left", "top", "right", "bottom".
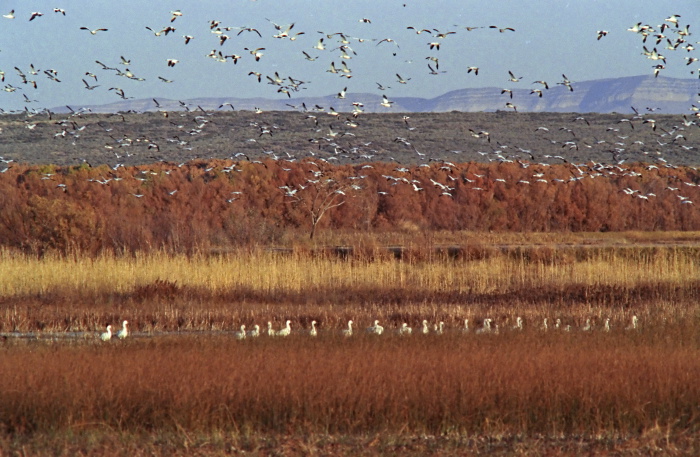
{"left": 367, "top": 320, "right": 384, "bottom": 335}
{"left": 476, "top": 318, "right": 492, "bottom": 334}
{"left": 462, "top": 319, "right": 470, "bottom": 333}
{"left": 80, "top": 27, "right": 108, "bottom": 35}
{"left": 512, "top": 317, "right": 523, "bottom": 331}
{"left": 2, "top": 10, "right": 15, "bottom": 19}
{"left": 434, "top": 321, "right": 445, "bottom": 335}
{"left": 247, "top": 324, "right": 260, "bottom": 338}
{"left": 420, "top": 320, "right": 430, "bottom": 334}
{"left": 267, "top": 321, "right": 276, "bottom": 337}
{"left": 541, "top": 318, "right": 548, "bottom": 331}
{"left": 309, "top": 320, "right": 318, "bottom": 337}
{"left": 603, "top": 319, "right": 611, "bottom": 332}
{"left": 100, "top": 325, "right": 112, "bottom": 341}
{"left": 625, "top": 315, "right": 638, "bottom": 330}
{"left": 581, "top": 319, "right": 592, "bottom": 331}
{"left": 117, "top": 320, "right": 128, "bottom": 339}
{"left": 277, "top": 320, "right": 292, "bottom": 336}
{"left": 380, "top": 95, "right": 394, "bottom": 108}
{"left": 342, "top": 320, "right": 354, "bottom": 337}
{"left": 234, "top": 324, "right": 246, "bottom": 340}
{"left": 398, "top": 323, "right": 412, "bottom": 335}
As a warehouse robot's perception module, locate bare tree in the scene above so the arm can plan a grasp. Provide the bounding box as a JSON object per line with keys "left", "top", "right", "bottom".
{"left": 283, "top": 178, "right": 354, "bottom": 240}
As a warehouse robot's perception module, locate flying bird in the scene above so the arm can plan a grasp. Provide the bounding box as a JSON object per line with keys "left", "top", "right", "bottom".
{"left": 80, "top": 27, "right": 108, "bottom": 35}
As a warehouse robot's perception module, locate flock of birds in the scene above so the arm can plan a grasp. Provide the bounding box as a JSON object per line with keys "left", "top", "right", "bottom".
{"left": 98, "top": 315, "right": 641, "bottom": 341}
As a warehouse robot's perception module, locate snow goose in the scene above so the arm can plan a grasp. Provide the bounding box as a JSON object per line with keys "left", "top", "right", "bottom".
{"left": 366, "top": 320, "right": 384, "bottom": 335}
{"left": 234, "top": 325, "right": 246, "bottom": 340}
{"left": 342, "top": 320, "right": 354, "bottom": 337}
{"left": 277, "top": 320, "right": 292, "bottom": 337}
{"left": 247, "top": 324, "right": 260, "bottom": 338}
{"left": 398, "top": 323, "right": 412, "bottom": 335}
{"left": 117, "top": 320, "right": 129, "bottom": 339}
{"left": 309, "top": 320, "right": 318, "bottom": 337}
{"left": 100, "top": 325, "right": 112, "bottom": 341}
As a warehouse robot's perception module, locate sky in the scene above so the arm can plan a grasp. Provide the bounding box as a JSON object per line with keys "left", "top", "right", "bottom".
{"left": 0, "top": 0, "right": 697, "bottom": 112}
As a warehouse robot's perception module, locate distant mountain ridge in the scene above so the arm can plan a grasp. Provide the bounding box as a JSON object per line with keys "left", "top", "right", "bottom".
{"left": 60, "top": 75, "right": 698, "bottom": 115}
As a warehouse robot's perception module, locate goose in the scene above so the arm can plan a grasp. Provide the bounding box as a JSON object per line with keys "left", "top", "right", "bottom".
{"left": 420, "top": 320, "right": 430, "bottom": 334}
{"left": 342, "top": 320, "right": 354, "bottom": 337}
{"left": 170, "top": 10, "right": 182, "bottom": 22}
{"left": 541, "top": 318, "right": 548, "bottom": 331}
{"left": 557, "top": 74, "right": 574, "bottom": 91}
{"left": 80, "top": 27, "right": 108, "bottom": 35}
{"left": 82, "top": 79, "right": 100, "bottom": 90}
{"left": 476, "top": 319, "right": 492, "bottom": 334}
{"left": 581, "top": 318, "right": 592, "bottom": 331}
{"left": 434, "top": 322, "right": 445, "bottom": 335}
{"left": 247, "top": 324, "right": 260, "bottom": 338}
{"left": 267, "top": 321, "right": 276, "bottom": 336}
{"left": 467, "top": 66, "right": 479, "bottom": 75}
{"left": 367, "top": 320, "right": 384, "bottom": 335}
{"left": 398, "top": 322, "right": 412, "bottom": 336}
{"left": 100, "top": 325, "right": 112, "bottom": 341}
{"left": 396, "top": 74, "right": 410, "bottom": 84}
{"left": 462, "top": 319, "right": 470, "bottom": 333}
{"left": 117, "top": 320, "right": 129, "bottom": 339}
{"left": 244, "top": 47, "right": 265, "bottom": 61}
{"left": 309, "top": 320, "right": 318, "bottom": 337}
{"left": 625, "top": 315, "right": 638, "bottom": 330}
{"left": 507, "top": 70, "right": 522, "bottom": 82}
{"left": 2, "top": 10, "right": 14, "bottom": 19}
{"left": 234, "top": 324, "right": 246, "bottom": 340}
{"left": 277, "top": 320, "right": 292, "bottom": 337}
{"left": 167, "top": 59, "right": 179, "bottom": 67}
{"left": 380, "top": 95, "right": 394, "bottom": 108}
{"left": 603, "top": 319, "right": 611, "bottom": 332}
{"left": 512, "top": 317, "right": 523, "bottom": 331}
{"left": 29, "top": 12, "right": 44, "bottom": 21}
{"left": 596, "top": 30, "right": 608, "bottom": 40}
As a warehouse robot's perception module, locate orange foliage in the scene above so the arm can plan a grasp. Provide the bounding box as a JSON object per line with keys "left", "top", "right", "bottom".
{"left": 1, "top": 159, "right": 700, "bottom": 254}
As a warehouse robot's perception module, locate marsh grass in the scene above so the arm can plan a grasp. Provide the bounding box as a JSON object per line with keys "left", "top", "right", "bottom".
{"left": 1, "top": 244, "right": 700, "bottom": 332}
{"left": 1, "top": 330, "right": 699, "bottom": 439}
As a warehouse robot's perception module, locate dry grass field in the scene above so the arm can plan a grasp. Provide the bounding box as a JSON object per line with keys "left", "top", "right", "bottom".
{"left": 2, "top": 238, "right": 700, "bottom": 455}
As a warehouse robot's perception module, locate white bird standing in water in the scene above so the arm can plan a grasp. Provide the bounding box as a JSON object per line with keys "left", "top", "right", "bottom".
{"left": 247, "top": 324, "right": 260, "bottom": 338}
{"left": 462, "top": 319, "right": 470, "bottom": 333}
{"left": 342, "top": 320, "right": 354, "bottom": 337}
{"left": 512, "top": 317, "right": 523, "bottom": 331}
{"left": 582, "top": 319, "right": 592, "bottom": 331}
{"left": 100, "top": 325, "right": 112, "bottom": 341}
{"left": 603, "top": 319, "right": 611, "bottom": 332}
{"left": 117, "top": 320, "right": 129, "bottom": 339}
{"left": 267, "top": 321, "right": 276, "bottom": 336}
{"left": 277, "top": 320, "right": 292, "bottom": 336}
{"left": 434, "top": 321, "right": 445, "bottom": 334}
{"left": 626, "top": 315, "right": 639, "bottom": 330}
{"left": 234, "top": 324, "right": 246, "bottom": 340}
{"left": 398, "top": 322, "right": 412, "bottom": 335}
{"left": 421, "top": 320, "right": 430, "bottom": 334}
{"left": 367, "top": 320, "right": 384, "bottom": 335}
{"left": 309, "top": 320, "right": 318, "bottom": 337}
{"left": 476, "top": 319, "right": 492, "bottom": 334}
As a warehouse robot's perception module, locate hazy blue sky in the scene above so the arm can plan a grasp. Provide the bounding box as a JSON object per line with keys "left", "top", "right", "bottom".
{"left": 0, "top": 0, "right": 697, "bottom": 111}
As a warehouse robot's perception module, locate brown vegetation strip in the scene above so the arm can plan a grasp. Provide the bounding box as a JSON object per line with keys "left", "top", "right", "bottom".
{"left": 2, "top": 333, "right": 699, "bottom": 438}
